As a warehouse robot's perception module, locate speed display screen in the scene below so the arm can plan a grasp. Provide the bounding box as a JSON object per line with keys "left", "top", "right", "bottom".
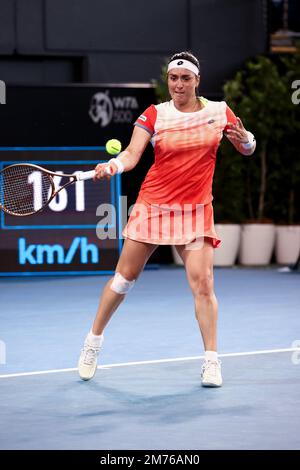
{"left": 0, "top": 84, "right": 156, "bottom": 276}
{"left": 0, "top": 148, "right": 122, "bottom": 275}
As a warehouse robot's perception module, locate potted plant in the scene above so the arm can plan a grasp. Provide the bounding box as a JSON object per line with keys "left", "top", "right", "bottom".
{"left": 222, "top": 55, "right": 290, "bottom": 265}
{"left": 213, "top": 141, "right": 244, "bottom": 267}
{"left": 272, "top": 53, "right": 300, "bottom": 264}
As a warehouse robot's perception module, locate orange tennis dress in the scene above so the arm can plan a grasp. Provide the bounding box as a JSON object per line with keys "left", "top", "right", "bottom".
{"left": 123, "top": 97, "right": 237, "bottom": 247}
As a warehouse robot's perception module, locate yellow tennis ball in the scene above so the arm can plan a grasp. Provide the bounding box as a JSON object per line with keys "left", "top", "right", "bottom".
{"left": 105, "top": 139, "right": 122, "bottom": 155}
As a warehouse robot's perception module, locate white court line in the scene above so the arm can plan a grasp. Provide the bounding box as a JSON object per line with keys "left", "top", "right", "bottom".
{"left": 0, "top": 347, "right": 299, "bottom": 379}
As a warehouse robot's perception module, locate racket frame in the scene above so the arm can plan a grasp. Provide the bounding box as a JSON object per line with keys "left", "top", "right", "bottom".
{"left": 0, "top": 163, "right": 96, "bottom": 217}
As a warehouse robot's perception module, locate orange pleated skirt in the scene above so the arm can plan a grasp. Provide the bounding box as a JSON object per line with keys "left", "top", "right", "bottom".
{"left": 122, "top": 197, "right": 221, "bottom": 248}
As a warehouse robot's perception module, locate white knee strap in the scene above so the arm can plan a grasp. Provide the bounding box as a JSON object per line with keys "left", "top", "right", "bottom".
{"left": 110, "top": 272, "right": 135, "bottom": 294}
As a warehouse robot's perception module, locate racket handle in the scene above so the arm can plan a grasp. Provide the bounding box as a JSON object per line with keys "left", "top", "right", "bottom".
{"left": 76, "top": 165, "right": 112, "bottom": 181}
{"left": 77, "top": 170, "right": 96, "bottom": 181}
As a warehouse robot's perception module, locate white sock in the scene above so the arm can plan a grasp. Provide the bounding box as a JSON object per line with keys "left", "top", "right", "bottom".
{"left": 86, "top": 330, "right": 104, "bottom": 348}
{"left": 205, "top": 350, "right": 218, "bottom": 362}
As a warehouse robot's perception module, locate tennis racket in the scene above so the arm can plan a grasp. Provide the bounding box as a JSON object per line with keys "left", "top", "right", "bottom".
{"left": 0, "top": 163, "right": 111, "bottom": 217}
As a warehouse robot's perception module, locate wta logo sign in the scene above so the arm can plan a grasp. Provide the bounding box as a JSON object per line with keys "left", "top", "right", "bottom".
{"left": 89, "top": 90, "right": 138, "bottom": 127}
{"left": 0, "top": 80, "right": 6, "bottom": 104}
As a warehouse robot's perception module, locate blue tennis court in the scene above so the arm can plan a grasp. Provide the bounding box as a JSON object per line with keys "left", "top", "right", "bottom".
{"left": 0, "top": 267, "right": 299, "bottom": 449}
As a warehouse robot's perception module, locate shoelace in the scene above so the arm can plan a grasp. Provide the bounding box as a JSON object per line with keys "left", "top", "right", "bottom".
{"left": 201, "top": 360, "right": 221, "bottom": 376}
{"left": 81, "top": 346, "right": 100, "bottom": 365}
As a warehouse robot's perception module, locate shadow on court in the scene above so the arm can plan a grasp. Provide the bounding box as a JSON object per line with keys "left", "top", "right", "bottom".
{"left": 0, "top": 352, "right": 299, "bottom": 450}
{"left": 0, "top": 267, "right": 300, "bottom": 449}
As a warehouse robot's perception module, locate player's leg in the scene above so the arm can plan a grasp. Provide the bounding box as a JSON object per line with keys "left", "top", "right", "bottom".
{"left": 175, "top": 238, "right": 222, "bottom": 387}
{"left": 92, "top": 238, "right": 157, "bottom": 334}
{"left": 78, "top": 239, "right": 157, "bottom": 380}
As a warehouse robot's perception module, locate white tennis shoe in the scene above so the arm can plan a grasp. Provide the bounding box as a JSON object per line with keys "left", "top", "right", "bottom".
{"left": 78, "top": 336, "right": 103, "bottom": 381}
{"left": 201, "top": 360, "right": 222, "bottom": 387}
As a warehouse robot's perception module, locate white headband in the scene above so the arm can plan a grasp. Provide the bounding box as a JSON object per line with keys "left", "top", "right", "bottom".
{"left": 167, "top": 59, "right": 199, "bottom": 76}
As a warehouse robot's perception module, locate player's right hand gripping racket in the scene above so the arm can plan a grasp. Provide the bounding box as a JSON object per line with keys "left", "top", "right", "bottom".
{"left": 0, "top": 163, "right": 111, "bottom": 217}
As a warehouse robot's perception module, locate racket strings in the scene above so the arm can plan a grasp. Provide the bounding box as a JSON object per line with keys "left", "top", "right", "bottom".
{"left": 0, "top": 166, "right": 53, "bottom": 215}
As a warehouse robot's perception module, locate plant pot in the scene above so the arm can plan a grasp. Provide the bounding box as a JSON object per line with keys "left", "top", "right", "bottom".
{"left": 214, "top": 224, "right": 241, "bottom": 267}
{"left": 239, "top": 223, "right": 275, "bottom": 266}
{"left": 275, "top": 225, "right": 300, "bottom": 265}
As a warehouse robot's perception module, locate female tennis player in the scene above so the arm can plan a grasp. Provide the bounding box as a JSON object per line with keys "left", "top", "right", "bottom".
{"left": 78, "top": 51, "right": 256, "bottom": 386}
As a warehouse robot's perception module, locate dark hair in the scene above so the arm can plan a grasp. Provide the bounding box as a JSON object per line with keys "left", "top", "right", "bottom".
{"left": 168, "top": 51, "right": 200, "bottom": 97}
{"left": 168, "top": 51, "right": 200, "bottom": 74}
